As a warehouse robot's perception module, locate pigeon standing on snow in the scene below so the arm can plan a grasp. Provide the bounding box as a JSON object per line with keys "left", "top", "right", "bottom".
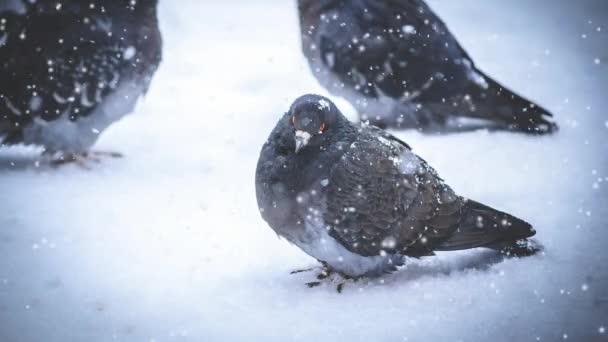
{"left": 0, "top": 0, "right": 162, "bottom": 163}
{"left": 256, "top": 95, "right": 539, "bottom": 286}
{"left": 298, "top": 0, "right": 557, "bottom": 133}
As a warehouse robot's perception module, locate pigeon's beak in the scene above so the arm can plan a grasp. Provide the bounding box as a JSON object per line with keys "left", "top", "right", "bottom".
{"left": 294, "top": 130, "right": 312, "bottom": 154}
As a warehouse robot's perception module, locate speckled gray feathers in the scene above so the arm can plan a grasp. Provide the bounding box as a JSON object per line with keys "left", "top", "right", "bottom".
{"left": 298, "top": 0, "right": 557, "bottom": 133}
{"left": 0, "top": 0, "right": 162, "bottom": 153}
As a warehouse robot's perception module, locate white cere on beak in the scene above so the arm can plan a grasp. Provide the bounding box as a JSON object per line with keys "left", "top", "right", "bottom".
{"left": 295, "top": 130, "right": 312, "bottom": 153}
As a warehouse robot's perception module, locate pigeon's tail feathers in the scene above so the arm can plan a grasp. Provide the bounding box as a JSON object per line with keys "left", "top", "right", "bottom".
{"left": 0, "top": 122, "right": 22, "bottom": 146}
{"left": 1, "top": 130, "right": 23, "bottom": 146}
{"left": 468, "top": 70, "right": 558, "bottom": 134}
{"left": 437, "top": 199, "right": 538, "bottom": 256}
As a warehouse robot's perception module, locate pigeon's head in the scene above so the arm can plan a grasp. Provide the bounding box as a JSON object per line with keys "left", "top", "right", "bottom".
{"left": 288, "top": 94, "right": 341, "bottom": 153}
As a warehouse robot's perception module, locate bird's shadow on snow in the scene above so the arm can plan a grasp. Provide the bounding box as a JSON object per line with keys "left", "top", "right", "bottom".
{"left": 389, "top": 249, "right": 508, "bottom": 284}
{"left": 285, "top": 249, "right": 513, "bottom": 293}
{"left": 0, "top": 145, "right": 49, "bottom": 172}
{"left": 0, "top": 149, "right": 120, "bottom": 172}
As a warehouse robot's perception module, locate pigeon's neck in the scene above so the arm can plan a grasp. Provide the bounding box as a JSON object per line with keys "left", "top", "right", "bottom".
{"left": 288, "top": 122, "right": 357, "bottom": 194}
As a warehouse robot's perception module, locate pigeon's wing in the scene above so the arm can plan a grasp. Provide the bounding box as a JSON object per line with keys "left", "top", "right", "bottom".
{"left": 368, "top": 125, "right": 412, "bottom": 150}
{"left": 324, "top": 128, "right": 466, "bottom": 257}
{"left": 309, "top": 0, "right": 473, "bottom": 102}
{"left": 0, "top": 9, "right": 148, "bottom": 129}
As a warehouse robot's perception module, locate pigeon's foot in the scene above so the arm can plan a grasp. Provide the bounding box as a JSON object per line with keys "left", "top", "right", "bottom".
{"left": 305, "top": 279, "right": 351, "bottom": 293}
{"left": 47, "top": 150, "right": 123, "bottom": 169}
{"left": 294, "top": 265, "right": 358, "bottom": 293}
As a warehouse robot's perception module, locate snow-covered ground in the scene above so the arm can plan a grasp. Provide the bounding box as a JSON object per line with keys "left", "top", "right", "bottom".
{"left": 1, "top": 0, "right": 607, "bottom": 341}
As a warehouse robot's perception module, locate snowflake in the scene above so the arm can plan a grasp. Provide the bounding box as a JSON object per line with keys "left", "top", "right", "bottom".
{"left": 318, "top": 99, "right": 330, "bottom": 111}
{"left": 402, "top": 25, "right": 416, "bottom": 34}
{"left": 381, "top": 236, "right": 397, "bottom": 249}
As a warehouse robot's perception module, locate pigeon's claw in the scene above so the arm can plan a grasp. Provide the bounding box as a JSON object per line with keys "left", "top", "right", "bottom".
{"left": 298, "top": 265, "right": 357, "bottom": 293}
{"left": 290, "top": 268, "right": 315, "bottom": 275}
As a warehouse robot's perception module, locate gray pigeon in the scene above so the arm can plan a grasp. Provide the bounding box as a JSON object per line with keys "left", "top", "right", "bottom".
{"left": 0, "top": 0, "right": 162, "bottom": 163}
{"left": 256, "top": 94, "right": 539, "bottom": 283}
{"left": 298, "top": 0, "right": 557, "bottom": 134}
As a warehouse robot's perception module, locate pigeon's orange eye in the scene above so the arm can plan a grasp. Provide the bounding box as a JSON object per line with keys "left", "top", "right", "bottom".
{"left": 319, "top": 122, "right": 326, "bottom": 132}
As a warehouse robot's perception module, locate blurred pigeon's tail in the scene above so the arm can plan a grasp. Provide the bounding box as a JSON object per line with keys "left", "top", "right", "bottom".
{"left": 437, "top": 199, "right": 541, "bottom": 257}
{"left": 467, "top": 70, "right": 558, "bottom": 135}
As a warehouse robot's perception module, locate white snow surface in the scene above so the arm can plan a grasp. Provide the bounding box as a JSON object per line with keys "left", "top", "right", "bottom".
{"left": 1, "top": 0, "right": 607, "bottom": 341}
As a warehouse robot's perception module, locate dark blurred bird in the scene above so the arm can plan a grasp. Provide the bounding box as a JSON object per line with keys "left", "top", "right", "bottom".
{"left": 256, "top": 95, "right": 539, "bottom": 283}
{"left": 298, "top": 0, "right": 557, "bottom": 134}
{"left": 0, "top": 0, "right": 162, "bottom": 163}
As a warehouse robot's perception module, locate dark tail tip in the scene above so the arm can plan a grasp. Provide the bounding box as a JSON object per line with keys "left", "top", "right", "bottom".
{"left": 507, "top": 105, "right": 559, "bottom": 135}
{"left": 474, "top": 71, "right": 559, "bottom": 135}
{"left": 1, "top": 131, "right": 23, "bottom": 146}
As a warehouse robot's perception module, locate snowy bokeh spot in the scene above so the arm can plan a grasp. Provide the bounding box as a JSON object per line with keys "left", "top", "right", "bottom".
{"left": 123, "top": 46, "right": 136, "bottom": 60}
{"left": 402, "top": 25, "right": 416, "bottom": 34}
{"left": 318, "top": 98, "right": 330, "bottom": 110}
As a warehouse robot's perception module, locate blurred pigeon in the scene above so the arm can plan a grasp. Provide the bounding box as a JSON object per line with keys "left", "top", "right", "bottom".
{"left": 0, "top": 0, "right": 162, "bottom": 163}
{"left": 256, "top": 94, "right": 539, "bottom": 284}
{"left": 298, "top": 0, "right": 557, "bottom": 134}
